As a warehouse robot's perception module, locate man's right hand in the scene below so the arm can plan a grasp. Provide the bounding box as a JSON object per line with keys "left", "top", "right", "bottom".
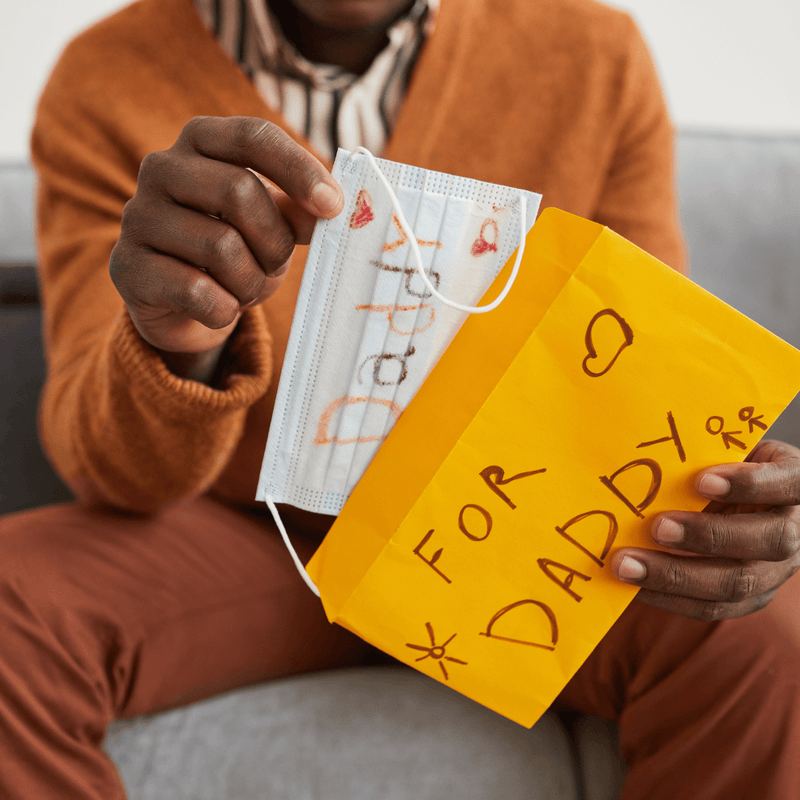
{"left": 109, "top": 116, "right": 342, "bottom": 380}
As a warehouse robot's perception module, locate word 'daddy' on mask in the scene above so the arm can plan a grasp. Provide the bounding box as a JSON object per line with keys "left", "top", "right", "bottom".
{"left": 257, "top": 148, "right": 541, "bottom": 582}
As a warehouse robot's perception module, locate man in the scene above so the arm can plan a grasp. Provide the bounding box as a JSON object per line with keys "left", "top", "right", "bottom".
{"left": 1, "top": 0, "right": 797, "bottom": 796}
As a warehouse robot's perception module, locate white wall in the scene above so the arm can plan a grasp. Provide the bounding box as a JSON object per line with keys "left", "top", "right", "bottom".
{"left": 620, "top": 0, "right": 800, "bottom": 135}
{"left": 2, "top": 0, "right": 799, "bottom": 162}
{"left": 3, "top": 0, "right": 128, "bottom": 161}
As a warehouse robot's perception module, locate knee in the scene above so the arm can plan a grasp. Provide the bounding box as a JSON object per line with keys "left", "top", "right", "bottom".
{"left": 0, "top": 506, "right": 130, "bottom": 743}
{"left": 0, "top": 506, "right": 85, "bottom": 609}
{"left": 0, "top": 505, "right": 122, "bottom": 662}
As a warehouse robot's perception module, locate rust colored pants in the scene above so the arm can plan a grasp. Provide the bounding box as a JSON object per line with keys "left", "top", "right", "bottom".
{"left": 0, "top": 499, "right": 798, "bottom": 799}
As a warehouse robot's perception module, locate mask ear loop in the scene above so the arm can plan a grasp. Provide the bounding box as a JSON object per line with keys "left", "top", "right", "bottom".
{"left": 354, "top": 146, "right": 527, "bottom": 314}
{"left": 266, "top": 149, "right": 528, "bottom": 598}
{"left": 265, "top": 496, "right": 321, "bottom": 597}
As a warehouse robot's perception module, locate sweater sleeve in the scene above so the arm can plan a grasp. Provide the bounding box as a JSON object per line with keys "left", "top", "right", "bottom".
{"left": 31, "top": 36, "right": 273, "bottom": 513}
{"left": 591, "top": 17, "right": 687, "bottom": 275}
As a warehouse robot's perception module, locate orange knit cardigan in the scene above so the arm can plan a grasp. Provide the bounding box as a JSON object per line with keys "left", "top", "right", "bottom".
{"left": 31, "top": 0, "right": 684, "bottom": 514}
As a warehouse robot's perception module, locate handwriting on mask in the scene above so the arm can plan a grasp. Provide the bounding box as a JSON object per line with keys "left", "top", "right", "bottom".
{"left": 314, "top": 396, "right": 403, "bottom": 445}
{"left": 349, "top": 189, "right": 375, "bottom": 229}
{"left": 382, "top": 214, "right": 444, "bottom": 253}
{"left": 316, "top": 209, "right": 505, "bottom": 448}
{"left": 471, "top": 218, "right": 499, "bottom": 256}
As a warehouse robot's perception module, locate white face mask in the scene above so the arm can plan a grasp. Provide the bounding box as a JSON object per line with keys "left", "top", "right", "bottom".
{"left": 257, "top": 148, "right": 541, "bottom": 591}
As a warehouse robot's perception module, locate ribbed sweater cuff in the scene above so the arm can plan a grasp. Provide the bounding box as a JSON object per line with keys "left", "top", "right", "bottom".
{"left": 111, "top": 308, "right": 273, "bottom": 419}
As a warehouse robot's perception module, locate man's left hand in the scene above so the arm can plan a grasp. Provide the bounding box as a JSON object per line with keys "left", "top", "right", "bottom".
{"left": 612, "top": 439, "right": 800, "bottom": 621}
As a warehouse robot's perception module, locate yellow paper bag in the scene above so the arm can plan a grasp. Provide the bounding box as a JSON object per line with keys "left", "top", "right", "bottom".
{"left": 306, "top": 208, "right": 800, "bottom": 728}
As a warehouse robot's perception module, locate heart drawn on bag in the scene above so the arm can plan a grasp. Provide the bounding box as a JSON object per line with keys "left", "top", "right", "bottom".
{"left": 349, "top": 189, "right": 375, "bottom": 229}
{"left": 581, "top": 308, "right": 635, "bottom": 378}
{"left": 470, "top": 218, "right": 500, "bottom": 257}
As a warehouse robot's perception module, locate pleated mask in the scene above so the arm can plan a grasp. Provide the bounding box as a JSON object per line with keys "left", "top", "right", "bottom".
{"left": 257, "top": 148, "right": 541, "bottom": 589}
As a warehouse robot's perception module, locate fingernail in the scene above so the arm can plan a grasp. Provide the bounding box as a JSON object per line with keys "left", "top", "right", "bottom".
{"left": 310, "top": 182, "right": 341, "bottom": 215}
{"left": 698, "top": 474, "right": 730, "bottom": 499}
{"left": 617, "top": 556, "right": 647, "bottom": 582}
{"left": 654, "top": 518, "right": 683, "bottom": 545}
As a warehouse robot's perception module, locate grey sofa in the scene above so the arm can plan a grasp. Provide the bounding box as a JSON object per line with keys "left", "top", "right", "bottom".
{"left": 1, "top": 130, "right": 799, "bottom": 798}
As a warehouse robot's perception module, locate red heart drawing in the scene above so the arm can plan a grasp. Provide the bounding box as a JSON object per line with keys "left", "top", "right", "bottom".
{"left": 470, "top": 218, "right": 500, "bottom": 257}
{"left": 349, "top": 189, "right": 375, "bottom": 229}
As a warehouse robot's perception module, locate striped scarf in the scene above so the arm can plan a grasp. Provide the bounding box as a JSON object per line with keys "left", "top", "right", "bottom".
{"left": 193, "top": 0, "right": 437, "bottom": 161}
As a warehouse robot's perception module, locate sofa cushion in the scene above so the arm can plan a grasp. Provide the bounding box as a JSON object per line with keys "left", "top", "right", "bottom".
{"left": 103, "top": 667, "right": 582, "bottom": 800}
{"left": 0, "top": 161, "right": 36, "bottom": 265}
{"left": 0, "top": 306, "right": 72, "bottom": 513}
{"left": 677, "top": 130, "right": 800, "bottom": 446}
